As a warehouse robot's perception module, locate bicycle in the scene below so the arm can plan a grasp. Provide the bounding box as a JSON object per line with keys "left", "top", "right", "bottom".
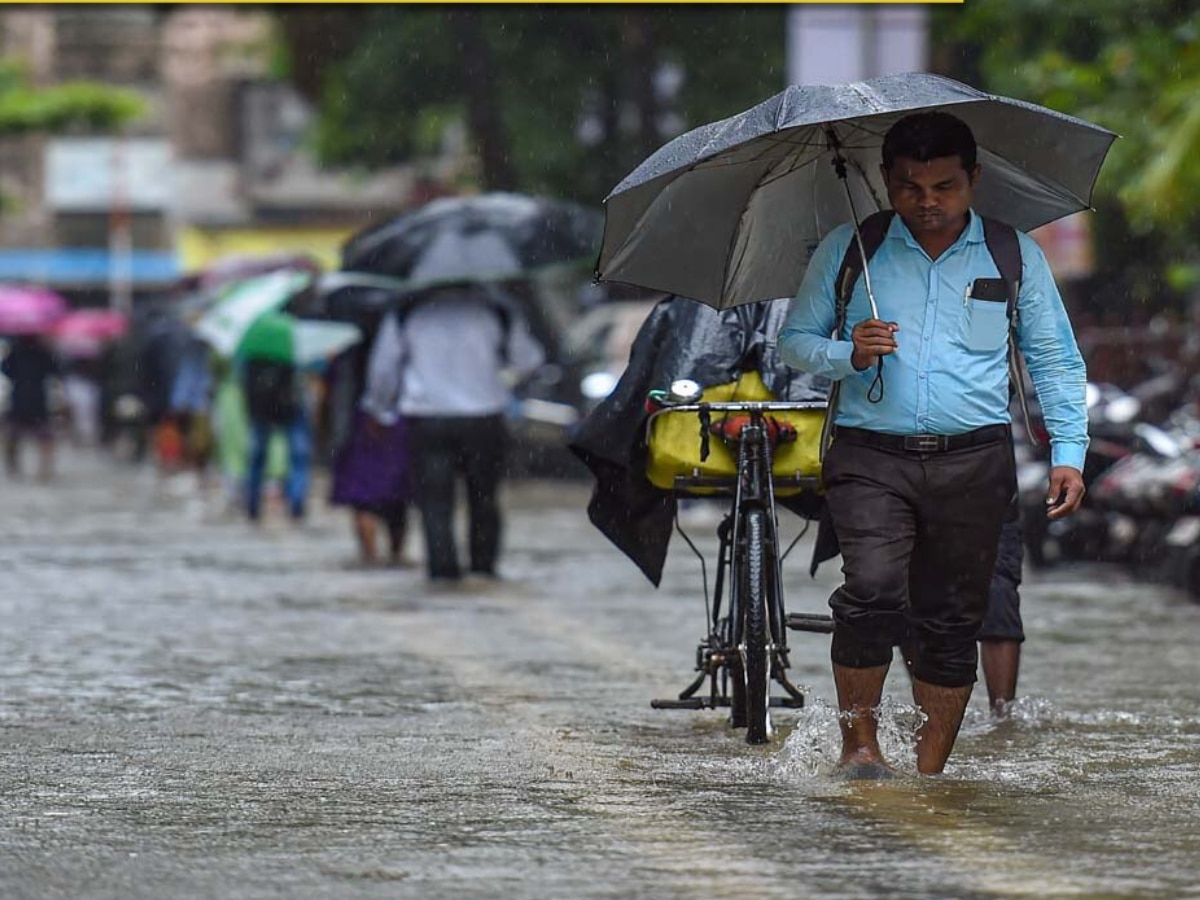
{"left": 644, "top": 379, "right": 834, "bottom": 744}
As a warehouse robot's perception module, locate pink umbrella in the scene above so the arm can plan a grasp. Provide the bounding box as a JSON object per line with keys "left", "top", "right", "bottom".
{"left": 50, "top": 308, "right": 129, "bottom": 358}
{"left": 0, "top": 284, "right": 68, "bottom": 335}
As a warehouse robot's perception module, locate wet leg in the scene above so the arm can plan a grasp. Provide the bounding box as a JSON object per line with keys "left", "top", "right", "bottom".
{"left": 911, "top": 678, "right": 973, "bottom": 774}
{"left": 352, "top": 509, "right": 379, "bottom": 565}
{"left": 36, "top": 435, "right": 54, "bottom": 482}
{"left": 462, "top": 416, "right": 505, "bottom": 576}
{"left": 409, "top": 420, "right": 461, "bottom": 581}
{"left": 980, "top": 639, "right": 1020, "bottom": 717}
{"left": 245, "top": 422, "right": 271, "bottom": 522}
{"left": 384, "top": 505, "right": 408, "bottom": 565}
{"left": 4, "top": 430, "right": 19, "bottom": 477}
{"left": 833, "top": 662, "right": 891, "bottom": 772}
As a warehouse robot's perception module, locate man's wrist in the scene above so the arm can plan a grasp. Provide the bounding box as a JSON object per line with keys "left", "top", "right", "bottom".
{"left": 1049, "top": 443, "right": 1087, "bottom": 472}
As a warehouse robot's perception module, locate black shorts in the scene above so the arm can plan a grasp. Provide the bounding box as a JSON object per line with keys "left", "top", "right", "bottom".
{"left": 979, "top": 517, "right": 1025, "bottom": 642}
{"left": 822, "top": 430, "right": 1016, "bottom": 688}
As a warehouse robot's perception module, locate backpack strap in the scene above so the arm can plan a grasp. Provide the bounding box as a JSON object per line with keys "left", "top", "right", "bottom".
{"left": 981, "top": 216, "right": 1041, "bottom": 447}
{"left": 981, "top": 216, "right": 1022, "bottom": 322}
{"left": 820, "top": 210, "right": 894, "bottom": 459}
{"left": 832, "top": 210, "right": 895, "bottom": 340}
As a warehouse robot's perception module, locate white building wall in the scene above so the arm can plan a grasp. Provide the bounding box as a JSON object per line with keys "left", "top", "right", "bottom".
{"left": 786, "top": 5, "right": 928, "bottom": 86}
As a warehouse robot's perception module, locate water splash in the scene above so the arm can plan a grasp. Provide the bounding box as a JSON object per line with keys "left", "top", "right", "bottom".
{"left": 959, "top": 695, "right": 1059, "bottom": 735}
{"left": 771, "top": 697, "right": 925, "bottom": 780}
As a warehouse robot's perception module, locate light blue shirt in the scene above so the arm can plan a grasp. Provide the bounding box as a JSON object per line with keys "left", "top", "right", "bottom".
{"left": 778, "top": 211, "right": 1088, "bottom": 471}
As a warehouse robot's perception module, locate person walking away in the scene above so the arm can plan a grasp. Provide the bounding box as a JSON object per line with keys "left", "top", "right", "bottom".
{"left": 327, "top": 335, "right": 412, "bottom": 567}
{"left": 167, "top": 333, "right": 216, "bottom": 490}
{"left": 2, "top": 334, "right": 60, "bottom": 480}
{"left": 779, "top": 112, "right": 1088, "bottom": 775}
{"left": 241, "top": 352, "right": 311, "bottom": 523}
{"left": 363, "top": 287, "right": 545, "bottom": 582}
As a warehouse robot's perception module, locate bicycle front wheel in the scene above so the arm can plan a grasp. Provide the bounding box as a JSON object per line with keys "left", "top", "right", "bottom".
{"left": 742, "top": 508, "right": 772, "bottom": 744}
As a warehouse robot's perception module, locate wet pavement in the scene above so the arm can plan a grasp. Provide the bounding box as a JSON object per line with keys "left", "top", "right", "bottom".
{"left": 3, "top": 450, "right": 1200, "bottom": 898}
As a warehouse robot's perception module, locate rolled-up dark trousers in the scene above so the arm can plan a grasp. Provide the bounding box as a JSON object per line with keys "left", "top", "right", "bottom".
{"left": 822, "top": 426, "right": 1016, "bottom": 687}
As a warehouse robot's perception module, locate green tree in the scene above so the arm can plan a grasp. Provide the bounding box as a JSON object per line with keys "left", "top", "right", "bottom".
{"left": 934, "top": 0, "right": 1200, "bottom": 306}
{"left": 0, "top": 60, "right": 144, "bottom": 135}
{"left": 276, "top": 7, "right": 785, "bottom": 204}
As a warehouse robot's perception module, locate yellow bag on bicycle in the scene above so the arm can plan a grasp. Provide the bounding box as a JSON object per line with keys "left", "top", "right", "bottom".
{"left": 644, "top": 371, "right": 826, "bottom": 495}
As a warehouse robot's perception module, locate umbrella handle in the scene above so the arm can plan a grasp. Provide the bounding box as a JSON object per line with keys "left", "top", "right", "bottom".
{"left": 826, "top": 126, "right": 885, "bottom": 405}
{"left": 828, "top": 147, "right": 881, "bottom": 321}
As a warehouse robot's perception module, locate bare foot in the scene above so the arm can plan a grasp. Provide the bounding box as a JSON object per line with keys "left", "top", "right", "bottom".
{"left": 835, "top": 746, "right": 895, "bottom": 780}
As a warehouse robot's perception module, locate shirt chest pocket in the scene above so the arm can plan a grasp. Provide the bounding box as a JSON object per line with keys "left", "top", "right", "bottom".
{"left": 959, "top": 279, "right": 1010, "bottom": 352}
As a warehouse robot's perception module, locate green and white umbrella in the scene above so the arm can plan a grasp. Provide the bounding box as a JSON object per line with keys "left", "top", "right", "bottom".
{"left": 194, "top": 269, "right": 313, "bottom": 357}
{"left": 238, "top": 312, "right": 362, "bottom": 366}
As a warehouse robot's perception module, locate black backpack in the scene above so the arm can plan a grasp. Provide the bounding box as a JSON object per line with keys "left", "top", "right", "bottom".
{"left": 243, "top": 358, "right": 299, "bottom": 425}
{"left": 822, "top": 209, "right": 1037, "bottom": 449}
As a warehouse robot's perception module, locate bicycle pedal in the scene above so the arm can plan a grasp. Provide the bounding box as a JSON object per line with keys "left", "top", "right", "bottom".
{"left": 785, "top": 612, "right": 834, "bottom": 634}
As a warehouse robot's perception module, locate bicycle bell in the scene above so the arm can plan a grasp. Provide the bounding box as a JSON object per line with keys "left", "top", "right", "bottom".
{"left": 668, "top": 379, "right": 702, "bottom": 403}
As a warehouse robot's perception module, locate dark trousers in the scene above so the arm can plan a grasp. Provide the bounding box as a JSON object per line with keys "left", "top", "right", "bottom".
{"left": 980, "top": 516, "right": 1025, "bottom": 642}
{"left": 408, "top": 415, "right": 507, "bottom": 580}
{"left": 822, "top": 433, "right": 1015, "bottom": 687}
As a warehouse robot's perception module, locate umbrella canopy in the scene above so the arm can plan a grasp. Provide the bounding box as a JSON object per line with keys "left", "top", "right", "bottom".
{"left": 597, "top": 72, "right": 1117, "bottom": 310}
{"left": 193, "top": 269, "right": 313, "bottom": 358}
{"left": 314, "top": 271, "right": 409, "bottom": 333}
{"left": 0, "top": 284, "right": 68, "bottom": 336}
{"left": 238, "top": 311, "right": 361, "bottom": 366}
{"left": 50, "top": 308, "right": 129, "bottom": 358}
{"left": 342, "top": 192, "right": 602, "bottom": 287}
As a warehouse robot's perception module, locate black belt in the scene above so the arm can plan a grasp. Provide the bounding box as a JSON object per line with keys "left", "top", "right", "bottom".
{"left": 833, "top": 424, "right": 1010, "bottom": 454}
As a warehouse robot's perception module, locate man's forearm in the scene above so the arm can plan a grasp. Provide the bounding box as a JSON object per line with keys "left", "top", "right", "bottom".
{"left": 778, "top": 329, "right": 860, "bottom": 381}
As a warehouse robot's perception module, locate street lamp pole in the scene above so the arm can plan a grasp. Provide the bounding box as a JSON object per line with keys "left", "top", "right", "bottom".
{"left": 108, "top": 133, "right": 133, "bottom": 314}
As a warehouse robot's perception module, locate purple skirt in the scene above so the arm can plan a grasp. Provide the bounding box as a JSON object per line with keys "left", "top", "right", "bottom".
{"left": 330, "top": 411, "right": 411, "bottom": 510}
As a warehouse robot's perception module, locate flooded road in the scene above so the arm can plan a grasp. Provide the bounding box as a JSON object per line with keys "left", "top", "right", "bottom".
{"left": 3, "top": 451, "right": 1200, "bottom": 898}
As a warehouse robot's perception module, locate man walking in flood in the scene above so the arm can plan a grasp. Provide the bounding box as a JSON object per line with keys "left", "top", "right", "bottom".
{"left": 780, "top": 112, "right": 1088, "bottom": 775}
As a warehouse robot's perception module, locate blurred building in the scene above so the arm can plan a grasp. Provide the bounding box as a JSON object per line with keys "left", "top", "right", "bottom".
{"left": 0, "top": 7, "right": 425, "bottom": 308}
{"left": 785, "top": 6, "right": 928, "bottom": 86}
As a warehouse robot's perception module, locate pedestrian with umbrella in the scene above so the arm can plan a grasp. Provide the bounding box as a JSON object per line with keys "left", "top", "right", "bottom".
{"left": 596, "top": 74, "right": 1114, "bottom": 775}
{"left": 0, "top": 285, "right": 67, "bottom": 481}
{"left": 2, "top": 333, "right": 60, "bottom": 481}
{"left": 316, "top": 273, "right": 417, "bottom": 569}
{"left": 194, "top": 270, "right": 361, "bottom": 523}
{"left": 351, "top": 197, "right": 571, "bottom": 584}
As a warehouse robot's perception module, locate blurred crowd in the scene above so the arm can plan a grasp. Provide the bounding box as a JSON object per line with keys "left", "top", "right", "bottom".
{"left": 0, "top": 192, "right": 650, "bottom": 584}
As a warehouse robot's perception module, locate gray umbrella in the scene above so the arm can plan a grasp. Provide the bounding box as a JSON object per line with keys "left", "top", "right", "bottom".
{"left": 596, "top": 72, "right": 1117, "bottom": 311}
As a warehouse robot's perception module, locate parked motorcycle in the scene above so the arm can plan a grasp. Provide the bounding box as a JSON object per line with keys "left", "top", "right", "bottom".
{"left": 1019, "top": 382, "right": 1142, "bottom": 568}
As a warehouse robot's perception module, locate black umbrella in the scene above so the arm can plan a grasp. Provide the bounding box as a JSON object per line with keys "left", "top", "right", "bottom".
{"left": 314, "top": 271, "right": 409, "bottom": 335}
{"left": 342, "top": 192, "right": 602, "bottom": 285}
